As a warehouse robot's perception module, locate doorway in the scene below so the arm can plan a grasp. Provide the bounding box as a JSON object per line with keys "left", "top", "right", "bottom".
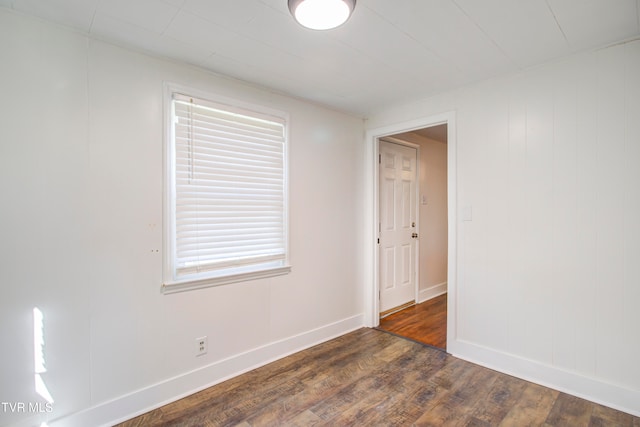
{"left": 377, "top": 125, "right": 448, "bottom": 350}
{"left": 364, "top": 112, "right": 457, "bottom": 353}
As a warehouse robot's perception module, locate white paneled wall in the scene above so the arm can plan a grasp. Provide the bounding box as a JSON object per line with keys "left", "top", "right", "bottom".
{"left": 368, "top": 40, "right": 640, "bottom": 414}
{"left": 0, "top": 9, "right": 364, "bottom": 427}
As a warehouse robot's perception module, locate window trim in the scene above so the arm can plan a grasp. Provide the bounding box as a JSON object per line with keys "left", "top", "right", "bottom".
{"left": 162, "top": 83, "right": 291, "bottom": 294}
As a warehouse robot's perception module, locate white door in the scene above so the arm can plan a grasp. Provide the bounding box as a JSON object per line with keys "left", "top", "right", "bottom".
{"left": 379, "top": 140, "right": 418, "bottom": 314}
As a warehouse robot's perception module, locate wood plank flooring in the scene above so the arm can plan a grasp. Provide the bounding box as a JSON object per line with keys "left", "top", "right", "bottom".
{"left": 378, "top": 293, "right": 447, "bottom": 349}
{"left": 117, "top": 328, "right": 639, "bottom": 427}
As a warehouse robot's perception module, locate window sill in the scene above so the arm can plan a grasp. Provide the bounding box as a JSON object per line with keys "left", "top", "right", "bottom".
{"left": 162, "top": 265, "right": 292, "bottom": 294}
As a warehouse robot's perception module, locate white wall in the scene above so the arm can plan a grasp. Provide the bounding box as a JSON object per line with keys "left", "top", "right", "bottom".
{"left": 0, "top": 9, "right": 364, "bottom": 427}
{"left": 367, "top": 39, "right": 640, "bottom": 415}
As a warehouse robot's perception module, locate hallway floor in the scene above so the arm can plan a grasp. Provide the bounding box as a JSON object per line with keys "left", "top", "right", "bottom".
{"left": 378, "top": 293, "right": 447, "bottom": 350}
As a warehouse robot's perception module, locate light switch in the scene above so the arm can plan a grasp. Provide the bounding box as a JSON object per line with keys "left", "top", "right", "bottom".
{"left": 421, "top": 194, "right": 428, "bottom": 205}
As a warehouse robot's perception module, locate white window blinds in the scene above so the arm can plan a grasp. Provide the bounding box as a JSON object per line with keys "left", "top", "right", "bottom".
{"left": 170, "top": 93, "right": 287, "bottom": 281}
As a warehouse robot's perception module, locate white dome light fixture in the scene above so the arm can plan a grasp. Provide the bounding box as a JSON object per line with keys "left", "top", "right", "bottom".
{"left": 288, "top": 0, "right": 356, "bottom": 30}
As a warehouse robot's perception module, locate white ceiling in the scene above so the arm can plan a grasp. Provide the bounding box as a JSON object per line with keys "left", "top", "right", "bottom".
{"left": 3, "top": 0, "right": 640, "bottom": 117}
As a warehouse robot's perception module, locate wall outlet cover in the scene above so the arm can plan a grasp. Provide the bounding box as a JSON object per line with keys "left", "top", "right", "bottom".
{"left": 196, "top": 336, "right": 207, "bottom": 356}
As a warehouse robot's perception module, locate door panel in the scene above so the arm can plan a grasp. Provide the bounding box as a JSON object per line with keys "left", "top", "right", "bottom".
{"left": 382, "top": 247, "right": 395, "bottom": 290}
{"left": 401, "top": 243, "right": 412, "bottom": 285}
{"left": 379, "top": 140, "right": 418, "bottom": 313}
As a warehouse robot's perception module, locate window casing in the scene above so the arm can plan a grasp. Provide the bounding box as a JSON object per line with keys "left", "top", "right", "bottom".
{"left": 163, "top": 86, "right": 290, "bottom": 293}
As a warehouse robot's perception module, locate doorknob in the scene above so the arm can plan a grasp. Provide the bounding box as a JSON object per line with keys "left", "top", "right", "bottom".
{"left": 412, "top": 233, "right": 418, "bottom": 239}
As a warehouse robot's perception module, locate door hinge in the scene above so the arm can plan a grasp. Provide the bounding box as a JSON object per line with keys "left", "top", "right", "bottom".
{"left": 379, "top": 153, "right": 381, "bottom": 164}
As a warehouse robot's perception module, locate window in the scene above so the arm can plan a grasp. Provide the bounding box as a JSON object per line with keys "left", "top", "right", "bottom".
{"left": 163, "top": 86, "right": 290, "bottom": 293}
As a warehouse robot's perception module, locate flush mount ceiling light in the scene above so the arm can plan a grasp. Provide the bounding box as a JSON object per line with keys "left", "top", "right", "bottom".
{"left": 288, "top": 0, "right": 356, "bottom": 30}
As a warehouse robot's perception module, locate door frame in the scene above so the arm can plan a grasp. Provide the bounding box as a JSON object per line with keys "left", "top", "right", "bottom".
{"left": 363, "top": 111, "right": 457, "bottom": 351}
{"left": 378, "top": 137, "right": 421, "bottom": 314}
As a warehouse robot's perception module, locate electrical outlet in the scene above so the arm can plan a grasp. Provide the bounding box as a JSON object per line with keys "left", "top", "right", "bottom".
{"left": 196, "top": 336, "right": 207, "bottom": 357}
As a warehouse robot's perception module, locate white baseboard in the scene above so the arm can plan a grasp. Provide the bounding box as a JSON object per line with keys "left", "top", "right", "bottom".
{"left": 418, "top": 282, "right": 447, "bottom": 303}
{"left": 48, "top": 314, "right": 364, "bottom": 427}
{"left": 447, "top": 338, "right": 640, "bottom": 417}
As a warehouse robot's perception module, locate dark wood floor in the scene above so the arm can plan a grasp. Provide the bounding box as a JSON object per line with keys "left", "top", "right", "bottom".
{"left": 378, "top": 293, "right": 447, "bottom": 349}
{"left": 118, "top": 328, "right": 639, "bottom": 427}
